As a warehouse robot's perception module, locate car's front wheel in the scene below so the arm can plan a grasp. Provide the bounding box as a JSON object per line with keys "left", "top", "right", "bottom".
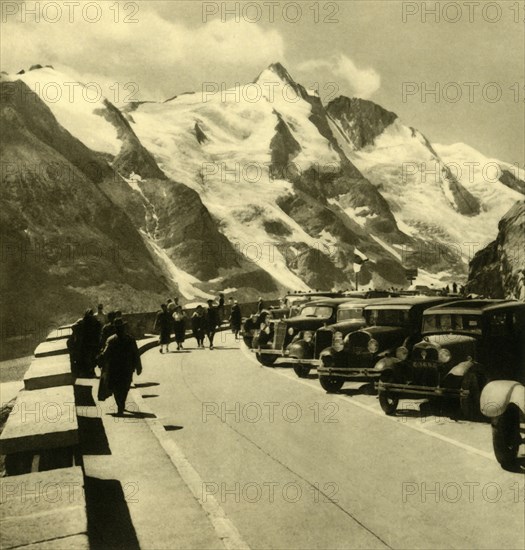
{"left": 378, "top": 372, "right": 399, "bottom": 415}
{"left": 492, "top": 405, "right": 521, "bottom": 468}
{"left": 293, "top": 365, "right": 311, "bottom": 378}
{"left": 460, "top": 371, "right": 484, "bottom": 421}
{"left": 319, "top": 376, "right": 343, "bottom": 393}
{"left": 255, "top": 353, "right": 278, "bottom": 367}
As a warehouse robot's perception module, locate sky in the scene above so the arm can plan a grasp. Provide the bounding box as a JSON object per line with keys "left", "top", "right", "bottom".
{"left": 1, "top": 0, "right": 524, "bottom": 165}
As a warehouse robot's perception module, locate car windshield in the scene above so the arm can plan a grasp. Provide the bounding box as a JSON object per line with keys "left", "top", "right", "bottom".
{"left": 337, "top": 308, "right": 364, "bottom": 322}
{"left": 300, "top": 306, "right": 333, "bottom": 318}
{"left": 423, "top": 314, "right": 482, "bottom": 334}
{"left": 366, "top": 309, "right": 410, "bottom": 327}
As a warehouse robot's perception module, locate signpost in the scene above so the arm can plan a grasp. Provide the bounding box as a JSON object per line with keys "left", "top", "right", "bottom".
{"left": 405, "top": 268, "right": 418, "bottom": 285}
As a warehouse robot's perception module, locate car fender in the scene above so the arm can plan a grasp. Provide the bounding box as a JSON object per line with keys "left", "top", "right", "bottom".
{"left": 480, "top": 380, "right": 525, "bottom": 417}
{"left": 374, "top": 356, "right": 401, "bottom": 373}
{"left": 287, "top": 340, "right": 314, "bottom": 360}
{"left": 319, "top": 348, "right": 336, "bottom": 367}
{"left": 447, "top": 360, "right": 474, "bottom": 378}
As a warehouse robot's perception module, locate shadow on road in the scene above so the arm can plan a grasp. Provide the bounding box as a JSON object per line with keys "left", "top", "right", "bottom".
{"left": 84, "top": 476, "right": 140, "bottom": 550}
{"left": 134, "top": 382, "right": 160, "bottom": 388}
{"left": 163, "top": 425, "right": 184, "bottom": 431}
{"left": 77, "top": 416, "right": 112, "bottom": 455}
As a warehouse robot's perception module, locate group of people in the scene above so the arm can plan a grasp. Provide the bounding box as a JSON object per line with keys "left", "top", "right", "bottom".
{"left": 67, "top": 304, "right": 142, "bottom": 415}
{"left": 154, "top": 297, "right": 243, "bottom": 352}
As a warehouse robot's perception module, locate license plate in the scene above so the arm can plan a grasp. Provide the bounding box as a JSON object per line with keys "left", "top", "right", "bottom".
{"left": 413, "top": 361, "right": 435, "bottom": 368}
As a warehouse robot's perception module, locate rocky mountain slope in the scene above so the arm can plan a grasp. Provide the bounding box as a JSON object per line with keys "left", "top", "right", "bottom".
{"left": 466, "top": 200, "right": 525, "bottom": 299}
{"left": 2, "top": 62, "right": 524, "bottom": 325}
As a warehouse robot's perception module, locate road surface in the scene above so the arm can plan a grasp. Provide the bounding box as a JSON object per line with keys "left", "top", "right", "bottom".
{"left": 138, "top": 332, "right": 524, "bottom": 550}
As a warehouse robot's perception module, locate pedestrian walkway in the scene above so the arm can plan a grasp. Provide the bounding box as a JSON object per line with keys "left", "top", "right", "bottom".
{"left": 76, "top": 377, "right": 225, "bottom": 550}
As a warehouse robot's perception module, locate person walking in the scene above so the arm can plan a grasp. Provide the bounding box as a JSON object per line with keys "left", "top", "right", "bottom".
{"left": 191, "top": 305, "right": 206, "bottom": 348}
{"left": 229, "top": 300, "right": 242, "bottom": 340}
{"left": 172, "top": 305, "right": 186, "bottom": 350}
{"left": 257, "top": 296, "right": 264, "bottom": 313}
{"left": 102, "top": 318, "right": 142, "bottom": 416}
{"left": 154, "top": 303, "right": 173, "bottom": 353}
{"left": 205, "top": 299, "right": 220, "bottom": 350}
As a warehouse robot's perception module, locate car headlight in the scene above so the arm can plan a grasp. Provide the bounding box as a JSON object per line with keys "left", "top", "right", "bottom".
{"left": 304, "top": 331, "right": 313, "bottom": 343}
{"left": 287, "top": 327, "right": 294, "bottom": 336}
{"left": 367, "top": 339, "right": 379, "bottom": 354}
{"left": 396, "top": 346, "right": 409, "bottom": 360}
{"left": 333, "top": 331, "right": 344, "bottom": 352}
{"left": 438, "top": 348, "right": 451, "bottom": 363}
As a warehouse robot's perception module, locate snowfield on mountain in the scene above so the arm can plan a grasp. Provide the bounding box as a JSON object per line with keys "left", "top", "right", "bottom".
{"left": 4, "top": 62, "right": 524, "bottom": 301}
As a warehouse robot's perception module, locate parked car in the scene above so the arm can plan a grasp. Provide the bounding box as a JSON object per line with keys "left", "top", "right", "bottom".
{"left": 250, "top": 292, "right": 346, "bottom": 322}
{"left": 288, "top": 299, "right": 390, "bottom": 378}
{"left": 481, "top": 380, "right": 524, "bottom": 468}
{"left": 376, "top": 300, "right": 525, "bottom": 421}
{"left": 317, "top": 297, "right": 456, "bottom": 393}
{"left": 251, "top": 298, "right": 352, "bottom": 367}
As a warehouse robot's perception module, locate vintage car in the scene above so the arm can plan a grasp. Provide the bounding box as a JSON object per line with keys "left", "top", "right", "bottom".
{"left": 317, "top": 297, "right": 456, "bottom": 393}
{"left": 251, "top": 298, "right": 352, "bottom": 367}
{"left": 281, "top": 292, "right": 345, "bottom": 317}
{"left": 481, "top": 381, "right": 524, "bottom": 468}
{"left": 287, "top": 299, "right": 388, "bottom": 378}
{"left": 376, "top": 300, "right": 525, "bottom": 421}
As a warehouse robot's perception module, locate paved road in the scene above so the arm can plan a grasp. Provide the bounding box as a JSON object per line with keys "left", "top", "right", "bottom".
{"left": 139, "top": 332, "right": 524, "bottom": 550}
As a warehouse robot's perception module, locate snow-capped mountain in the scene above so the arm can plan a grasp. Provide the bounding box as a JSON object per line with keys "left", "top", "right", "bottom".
{"left": 3, "top": 62, "right": 524, "bottom": 312}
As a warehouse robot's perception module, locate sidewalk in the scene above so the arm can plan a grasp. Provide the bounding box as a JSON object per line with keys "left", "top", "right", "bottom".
{"left": 76, "top": 376, "right": 226, "bottom": 550}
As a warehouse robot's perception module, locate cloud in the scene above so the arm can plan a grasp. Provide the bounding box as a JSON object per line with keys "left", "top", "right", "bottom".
{"left": 1, "top": 3, "right": 285, "bottom": 99}
{"left": 298, "top": 54, "right": 380, "bottom": 99}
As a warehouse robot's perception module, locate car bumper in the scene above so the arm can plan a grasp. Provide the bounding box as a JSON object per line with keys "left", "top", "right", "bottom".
{"left": 286, "top": 358, "right": 321, "bottom": 366}
{"left": 317, "top": 366, "right": 380, "bottom": 379}
{"left": 377, "top": 381, "right": 469, "bottom": 398}
{"left": 251, "top": 348, "right": 284, "bottom": 356}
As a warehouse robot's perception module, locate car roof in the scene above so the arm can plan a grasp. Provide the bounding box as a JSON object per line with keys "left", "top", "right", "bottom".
{"left": 302, "top": 297, "right": 360, "bottom": 307}
{"left": 363, "top": 297, "right": 457, "bottom": 311}
{"left": 424, "top": 299, "right": 523, "bottom": 315}
{"left": 338, "top": 298, "right": 390, "bottom": 309}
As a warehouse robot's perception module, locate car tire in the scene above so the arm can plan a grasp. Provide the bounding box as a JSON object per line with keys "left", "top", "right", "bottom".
{"left": 255, "top": 353, "right": 278, "bottom": 367}
{"left": 460, "top": 371, "right": 484, "bottom": 422}
{"left": 319, "top": 376, "right": 343, "bottom": 393}
{"left": 378, "top": 372, "right": 399, "bottom": 415}
{"left": 293, "top": 365, "right": 311, "bottom": 378}
{"left": 492, "top": 405, "right": 521, "bottom": 468}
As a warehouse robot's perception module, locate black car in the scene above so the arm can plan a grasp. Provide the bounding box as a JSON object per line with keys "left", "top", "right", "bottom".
{"left": 251, "top": 298, "right": 352, "bottom": 367}
{"left": 377, "top": 300, "right": 525, "bottom": 421}
{"left": 287, "top": 299, "right": 392, "bottom": 378}
{"left": 317, "top": 297, "right": 456, "bottom": 393}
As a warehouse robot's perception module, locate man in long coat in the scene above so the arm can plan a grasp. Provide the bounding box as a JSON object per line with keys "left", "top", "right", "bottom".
{"left": 205, "top": 300, "right": 220, "bottom": 350}
{"left": 102, "top": 318, "right": 142, "bottom": 415}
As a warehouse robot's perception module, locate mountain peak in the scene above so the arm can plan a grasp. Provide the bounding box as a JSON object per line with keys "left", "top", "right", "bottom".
{"left": 255, "top": 62, "right": 297, "bottom": 87}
